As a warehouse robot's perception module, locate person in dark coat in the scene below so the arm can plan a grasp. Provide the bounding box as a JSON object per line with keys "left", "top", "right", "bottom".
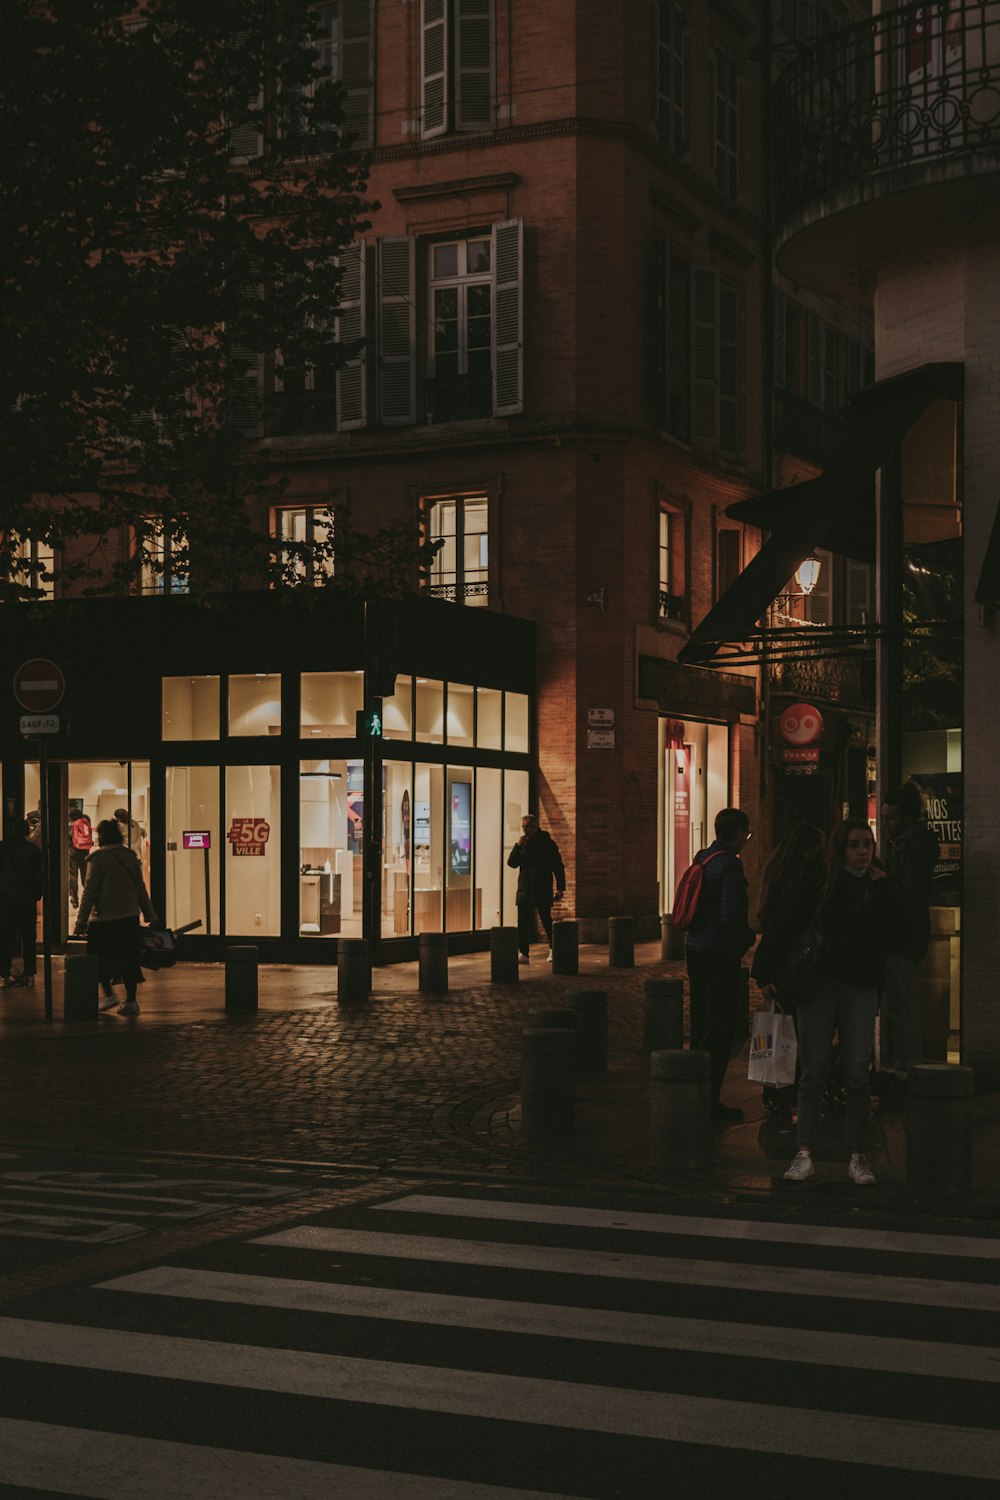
{"left": 881, "top": 782, "right": 940, "bottom": 1080}
{"left": 0, "top": 819, "right": 44, "bottom": 989}
{"left": 506, "top": 814, "right": 566, "bottom": 964}
{"left": 684, "top": 806, "right": 756, "bottom": 1123}
{"left": 750, "top": 822, "right": 825, "bottom": 1116}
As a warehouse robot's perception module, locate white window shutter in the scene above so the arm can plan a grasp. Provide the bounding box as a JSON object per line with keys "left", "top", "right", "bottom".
{"left": 806, "top": 308, "right": 823, "bottom": 407}
{"left": 421, "top": 0, "right": 449, "bottom": 139}
{"left": 718, "top": 281, "right": 741, "bottom": 458}
{"left": 805, "top": 547, "right": 833, "bottom": 626}
{"left": 773, "top": 286, "right": 787, "bottom": 390}
{"left": 230, "top": 104, "right": 264, "bottom": 162}
{"left": 492, "top": 218, "right": 523, "bottom": 416}
{"left": 336, "top": 242, "right": 367, "bottom": 431}
{"left": 342, "top": 0, "right": 375, "bottom": 148}
{"left": 229, "top": 343, "right": 264, "bottom": 437}
{"left": 377, "top": 237, "right": 416, "bottom": 426}
{"left": 691, "top": 264, "right": 718, "bottom": 444}
{"left": 456, "top": 0, "right": 493, "bottom": 131}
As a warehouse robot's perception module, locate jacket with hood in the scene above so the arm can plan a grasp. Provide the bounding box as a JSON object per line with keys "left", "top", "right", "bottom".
{"left": 77, "top": 845, "right": 156, "bottom": 926}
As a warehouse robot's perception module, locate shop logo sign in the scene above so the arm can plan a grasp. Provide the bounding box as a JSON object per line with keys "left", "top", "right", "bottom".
{"left": 228, "top": 817, "right": 270, "bottom": 856}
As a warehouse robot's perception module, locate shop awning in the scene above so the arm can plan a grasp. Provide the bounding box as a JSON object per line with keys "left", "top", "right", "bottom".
{"left": 678, "top": 362, "right": 965, "bottom": 667}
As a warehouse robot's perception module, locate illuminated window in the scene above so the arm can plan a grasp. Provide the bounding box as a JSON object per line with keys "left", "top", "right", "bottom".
{"left": 3, "top": 535, "right": 54, "bottom": 600}
{"left": 272, "top": 505, "right": 335, "bottom": 585}
{"left": 135, "top": 519, "right": 188, "bottom": 596}
{"left": 424, "top": 493, "right": 489, "bottom": 605}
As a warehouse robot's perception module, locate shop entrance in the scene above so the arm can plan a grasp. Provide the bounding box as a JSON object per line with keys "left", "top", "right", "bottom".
{"left": 658, "top": 718, "right": 729, "bottom": 915}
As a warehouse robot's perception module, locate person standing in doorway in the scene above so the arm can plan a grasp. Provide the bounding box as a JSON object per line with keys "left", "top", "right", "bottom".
{"left": 73, "top": 819, "right": 157, "bottom": 1016}
{"left": 507, "top": 814, "right": 566, "bottom": 964}
{"left": 881, "top": 782, "right": 939, "bottom": 1082}
{"left": 0, "top": 819, "right": 43, "bottom": 989}
{"left": 68, "top": 801, "right": 93, "bottom": 909}
{"left": 684, "top": 806, "right": 755, "bottom": 1123}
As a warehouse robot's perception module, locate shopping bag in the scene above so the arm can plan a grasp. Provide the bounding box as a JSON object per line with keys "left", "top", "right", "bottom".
{"left": 748, "top": 1005, "right": 798, "bottom": 1088}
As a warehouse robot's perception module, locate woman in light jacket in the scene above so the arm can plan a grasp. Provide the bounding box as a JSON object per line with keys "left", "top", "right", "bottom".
{"left": 74, "top": 818, "right": 157, "bottom": 1016}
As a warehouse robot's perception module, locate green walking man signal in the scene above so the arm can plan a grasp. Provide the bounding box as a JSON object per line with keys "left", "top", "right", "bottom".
{"left": 357, "top": 702, "right": 383, "bottom": 740}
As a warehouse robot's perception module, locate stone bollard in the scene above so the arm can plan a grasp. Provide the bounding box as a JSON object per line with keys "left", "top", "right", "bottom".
{"left": 418, "top": 932, "right": 449, "bottom": 994}
{"left": 224, "top": 945, "right": 259, "bottom": 1015}
{"left": 566, "top": 986, "right": 608, "bottom": 1075}
{"left": 551, "top": 919, "right": 579, "bottom": 976}
{"left": 490, "top": 926, "right": 519, "bottom": 983}
{"left": 608, "top": 915, "right": 635, "bottom": 968}
{"left": 337, "top": 937, "right": 371, "bottom": 1004}
{"left": 521, "top": 1027, "right": 575, "bottom": 1135}
{"left": 643, "top": 977, "right": 685, "bottom": 1053}
{"left": 650, "top": 1049, "right": 712, "bottom": 1170}
{"left": 660, "top": 913, "right": 686, "bottom": 961}
{"left": 64, "top": 954, "right": 99, "bottom": 1023}
{"left": 526, "top": 1007, "right": 576, "bottom": 1035}
{"left": 906, "top": 1063, "right": 975, "bottom": 1196}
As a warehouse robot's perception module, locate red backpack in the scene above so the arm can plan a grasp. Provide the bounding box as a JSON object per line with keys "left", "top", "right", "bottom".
{"left": 71, "top": 815, "right": 93, "bottom": 851}
{"left": 671, "top": 849, "right": 725, "bottom": 929}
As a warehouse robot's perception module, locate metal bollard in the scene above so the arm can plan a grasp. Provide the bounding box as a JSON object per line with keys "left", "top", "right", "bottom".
{"left": 551, "top": 918, "right": 579, "bottom": 976}
{"left": 643, "top": 977, "right": 685, "bottom": 1053}
{"left": 650, "top": 1049, "right": 712, "bottom": 1170}
{"left": 225, "top": 945, "right": 259, "bottom": 1015}
{"left": 566, "top": 986, "right": 608, "bottom": 1074}
{"left": 490, "top": 926, "right": 519, "bottom": 983}
{"left": 608, "top": 915, "right": 635, "bottom": 968}
{"left": 418, "top": 932, "right": 449, "bottom": 994}
{"left": 337, "top": 937, "right": 371, "bottom": 1003}
{"left": 64, "top": 954, "right": 99, "bottom": 1023}
{"left": 660, "top": 913, "right": 686, "bottom": 961}
{"left": 526, "top": 1007, "right": 576, "bottom": 1034}
{"left": 521, "top": 1027, "right": 575, "bottom": 1135}
{"left": 906, "top": 1063, "right": 975, "bottom": 1196}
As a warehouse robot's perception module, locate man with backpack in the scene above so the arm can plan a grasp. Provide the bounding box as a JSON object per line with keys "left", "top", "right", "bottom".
{"left": 680, "top": 806, "right": 755, "bottom": 1123}
{"left": 68, "top": 801, "right": 93, "bottom": 910}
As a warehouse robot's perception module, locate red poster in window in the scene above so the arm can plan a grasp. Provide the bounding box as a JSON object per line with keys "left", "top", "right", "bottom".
{"left": 673, "top": 745, "right": 692, "bottom": 897}
{"left": 228, "top": 817, "right": 270, "bottom": 856}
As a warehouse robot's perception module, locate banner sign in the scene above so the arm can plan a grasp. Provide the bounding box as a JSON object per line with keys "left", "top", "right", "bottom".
{"left": 227, "top": 817, "right": 270, "bottom": 856}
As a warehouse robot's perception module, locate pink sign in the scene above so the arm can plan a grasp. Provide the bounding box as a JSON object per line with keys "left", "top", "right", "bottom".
{"left": 183, "top": 830, "right": 211, "bottom": 850}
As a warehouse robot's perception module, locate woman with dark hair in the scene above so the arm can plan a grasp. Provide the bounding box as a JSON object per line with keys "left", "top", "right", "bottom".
{"left": 73, "top": 818, "right": 156, "bottom": 1017}
{"left": 784, "top": 818, "right": 896, "bottom": 1186}
{"left": 750, "top": 822, "right": 825, "bottom": 1116}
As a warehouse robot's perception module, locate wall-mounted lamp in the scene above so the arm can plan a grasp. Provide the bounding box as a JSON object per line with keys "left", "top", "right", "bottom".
{"left": 795, "top": 556, "right": 821, "bottom": 596}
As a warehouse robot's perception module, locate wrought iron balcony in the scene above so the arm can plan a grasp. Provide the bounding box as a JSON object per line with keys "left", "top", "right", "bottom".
{"left": 772, "top": 1, "right": 1000, "bottom": 224}
{"left": 424, "top": 581, "right": 490, "bottom": 605}
{"left": 768, "top": 649, "right": 870, "bottom": 707}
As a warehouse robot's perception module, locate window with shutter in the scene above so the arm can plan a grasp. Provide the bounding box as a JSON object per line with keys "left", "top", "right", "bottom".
{"left": 649, "top": 237, "right": 669, "bottom": 427}
{"left": 271, "top": 504, "right": 336, "bottom": 585}
{"left": 804, "top": 547, "right": 833, "bottom": 625}
{"left": 806, "top": 308, "right": 823, "bottom": 407}
{"left": 713, "top": 47, "right": 740, "bottom": 199}
{"left": 656, "top": 4, "right": 687, "bottom": 154}
{"left": 229, "top": 343, "right": 264, "bottom": 437}
{"left": 4, "top": 537, "right": 55, "bottom": 601}
{"left": 421, "top": 0, "right": 494, "bottom": 138}
{"left": 823, "top": 325, "right": 839, "bottom": 414}
{"left": 422, "top": 0, "right": 449, "bottom": 138}
{"left": 492, "top": 219, "right": 522, "bottom": 417}
{"left": 692, "top": 265, "right": 718, "bottom": 445}
{"left": 773, "top": 286, "right": 787, "bottom": 391}
{"left": 341, "top": 0, "right": 374, "bottom": 148}
{"left": 847, "top": 559, "right": 872, "bottom": 627}
{"left": 135, "top": 519, "right": 189, "bottom": 596}
{"left": 718, "top": 280, "right": 742, "bottom": 458}
{"left": 336, "top": 242, "right": 367, "bottom": 430}
{"left": 427, "top": 235, "right": 493, "bottom": 422}
{"left": 377, "top": 238, "right": 417, "bottom": 426}
{"left": 716, "top": 528, "right": 742, "bottom": 601}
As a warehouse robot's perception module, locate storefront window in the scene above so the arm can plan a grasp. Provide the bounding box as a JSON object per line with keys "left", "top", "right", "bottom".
{"left": 299, "top": 759, "right": 360, "bottom": 938}
{"left": 66, "top": 762, "right": 151, "bottom": 932}
{"left": 658, "top": 718, "right": 729, "bottom": 914}
{"left": 228, "top": 674, "right": 281, "bottom": 737}
{"left": 301, "top": 672, "right": 363, "bottom": 737}
{"left": 476, "top": 687, "right": 502, "bottom": 750}
{"left": 415, "top": 679, "right": 445, "bottom": 743}
{"left": 501, "top": 768, "right": 530, "bottom": 921}
{"left": 382, "top": 760, "right": 414, "bottom": 935}
{"left": 476, "top": 767, "right": 502, "bottom": 927}
{"left": 166, "top": 765, "right": 220, "bottom": 936}
{"left": 163, "top": 676, "right": 220, "bottom": 741}
{"left": 225, "top": 766, "right": 281, "bottom": 935}
{"left": 383, "top": 676, "right": 413, "bottom": 741}
{"left": 447, "top": 683, "right": 475, "bottom": 747}
{"left": 413, "top": 763, "right": 444, "bottom": 932}
{"left": 446, "top": 768, "right": 475, "bottom": 930}
{"left": 505, "top": 692, "right": 529, "bottom": 752}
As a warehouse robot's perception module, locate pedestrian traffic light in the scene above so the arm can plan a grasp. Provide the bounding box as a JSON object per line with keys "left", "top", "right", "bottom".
{"left": 356, "top": 703, "right": 383, "bottom": 740}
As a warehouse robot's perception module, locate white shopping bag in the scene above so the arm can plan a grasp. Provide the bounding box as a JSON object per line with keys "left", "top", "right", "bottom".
{"left": 748, "top": 1005, "right": 797, "bottom": 1088}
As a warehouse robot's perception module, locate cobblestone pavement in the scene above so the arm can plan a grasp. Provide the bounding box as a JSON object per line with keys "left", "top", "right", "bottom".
{"left": 2, "top": 945, "right": 1000, "bottom": 1214}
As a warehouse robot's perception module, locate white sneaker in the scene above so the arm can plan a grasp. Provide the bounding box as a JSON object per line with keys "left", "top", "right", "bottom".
{"left": 784, "top": 1150, "right": 815, "bottom": 1182}
{"left": 518, "top": 954, "right": 530, "bottom": 965}
{"left": 849, "top": 1153, "right": 876, "bottom": 1186}
{"left": 546, "top": 948, "right": 553, "bottom": 962}
{"left": 99, "top": 994, "right": 118, "bottom": 1012}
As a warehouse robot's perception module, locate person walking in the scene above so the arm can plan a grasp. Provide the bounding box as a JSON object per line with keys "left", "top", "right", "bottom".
{"left": 881, "top": 782, "right": 939, "bottom": 1082}
{"left": 684, "top": 806, "right": 755, "bottom": 1123}
{"left": 784, "top": 818, "right": 898, "bottom": 1186}
{"left": 750, "top": 822, "right": 826, "bottom": 1118}
{"left": 0, "top": 819, "right": 44, "bottom": 990}
{"left": 73, "top": 818, "right": 157, "bottom": 1016}
{"left": 67, "top": 801, "right": 93, "bottom": 910}
{"left": 506, "top": 814, "right": 566, "bottom": 964}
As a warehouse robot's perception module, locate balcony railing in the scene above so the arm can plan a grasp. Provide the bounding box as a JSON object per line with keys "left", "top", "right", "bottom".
{"left": 772, "top": 1, "right": 1000, "bottom": 223}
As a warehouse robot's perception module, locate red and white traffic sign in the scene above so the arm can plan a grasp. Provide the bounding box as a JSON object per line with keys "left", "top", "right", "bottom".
{"left": 13, "top": 658, "right": 65, "bottom": 713}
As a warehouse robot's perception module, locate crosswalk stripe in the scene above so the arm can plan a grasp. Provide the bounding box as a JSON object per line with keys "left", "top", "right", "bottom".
{"left": 0, "top": 1417, "right": 585, "bottom": 1500}
{"left": 376, "top": 1194, "right": 1000, "bottom": 1262}
{"left": 2, "top": 1317, "right": 999, "bottom": 1481}
{"left": 253, "top": 1226, "right": 1000, "bottom": 1311}
{"left": 99, "top": 1264, "right": 1000, "bottom": 1384}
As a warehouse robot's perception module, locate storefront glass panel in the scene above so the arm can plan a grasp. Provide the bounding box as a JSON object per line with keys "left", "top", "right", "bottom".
{"left": 446, "top": 767, "right": 474, "bottom": 930}
{"left": 299, "top": 758, "right": 361, "bottom": 938}
{"left": 383, "top": 676, "right": 413, "bottom": 741}
{"left": 501, "top": 768, "right": 530, "bottom": 921}
{"left": 301, "top": 672, "right": 363, "bottom": 736}
{"left": 476, "top": 767, "right": 502, "bottom": 929}
{"left": 166, "top": 766, "right": 220, "bottom": 935}
{"left": 228, "top": 674, "right": 282, "bottom": 737}
{"left": 163, "top": 676, "right": 220, "bottom": 741}
{"left": 447, "top": 683, "right": 475, "bottom": 747}
{"left": 658, "top": 718, "right": 729, "bottom": 914}
{"left": 415, "top": 679, "right": 445, "bottom": 744}
{"left": 413, "top": 763, "right": 444, "bottom": 932}
{"left": 382, "top": 760, "right": 413, "bottom": 935}
{"left": 505, "top": 692, "right": 529, "bottom": 753}
{"left": 66, "top": 762, "right": 151, "bottom": 929}
{"left": 476, "top": 688, "right": 502, "bottom": 750}
{"left": 225, "top": 766, "right": 281, "bottom": 935}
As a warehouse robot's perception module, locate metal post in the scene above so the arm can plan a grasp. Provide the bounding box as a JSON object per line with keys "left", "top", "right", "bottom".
{"left": 490, "top": 925, "right": 519, "bottom": 982}
{"left": 418, "top": 931, "right": 449, "bottom": 993}
{"left": 63, "top": 953, "right": 99, "bottom": 1023}
{"left": 521, "top": 1028, "right": 575, "bottom": 1135}
{"left": 608, "top": 915, "right": 634, "bottom": 967}
{"left": 225, "top": 945, "right": 259, "bottom": 1014}
{"left": 906, "top": 1063, "right": 975, "bottom": 1196}
{"left": 39, "top": 738, "right": 53, "bottom": 1022}
{"left": 566, "top": 986, "right": 608, "bottom": 1074}
{"left": 550, "top": 918, "right": 579, "bottom": 975}
{"left": 650, "top": 1049, "right": 712, "bottom": 1170}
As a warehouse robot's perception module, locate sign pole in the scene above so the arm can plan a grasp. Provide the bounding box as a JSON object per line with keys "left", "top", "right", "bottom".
{"left": 203, "top": 848, "right": 211, "bottom": 935}
{"left": 38, "top": 737, "right": 53, "bottom": 1022}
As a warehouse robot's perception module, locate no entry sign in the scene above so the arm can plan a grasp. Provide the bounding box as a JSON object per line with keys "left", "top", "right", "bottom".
{"left": 13, "top": 658, "right": 65, "bottom": 713}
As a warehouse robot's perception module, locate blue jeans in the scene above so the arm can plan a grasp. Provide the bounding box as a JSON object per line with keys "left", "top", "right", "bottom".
{"left": 884, "top": 952, "right": 923, "bottom": 1072}
{"left": 795, "top": 975, "right": 878, "bottom": 1152}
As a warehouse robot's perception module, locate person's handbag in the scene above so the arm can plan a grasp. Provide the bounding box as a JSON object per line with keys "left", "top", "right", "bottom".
{"left": 748, "top": 1004, "right": 797, "bottom": 1088}
{"left": 139, "top": 918, "right": 202, "bottom": 971}
{"left": 777, "top": 925, "right": 826, "bottom": 1009}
